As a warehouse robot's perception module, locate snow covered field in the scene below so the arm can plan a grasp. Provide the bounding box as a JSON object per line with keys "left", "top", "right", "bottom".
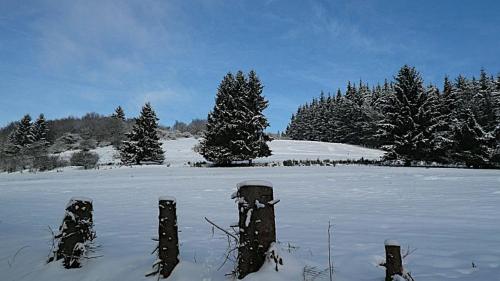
{"left": 165, "top": 138, "right": 385, "bottom": 165}
{"left": 1, "top": 140, "right": 499, "bottom": 281}
{"left": 56, "top": 137, "right": 385, "bottom": 166}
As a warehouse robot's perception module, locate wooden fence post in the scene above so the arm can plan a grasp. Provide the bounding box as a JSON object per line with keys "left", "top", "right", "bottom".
{"left": 384, "top": 239, "right": 403, "bottom": 281}
{"left": 235, "top": 180, "right": 276, "bottom": 279}
{"left": 53, "top": 197, "right": 95, "bottom": 268}
{"left": 158, "top": 197, "right": 179, "bottom": 278}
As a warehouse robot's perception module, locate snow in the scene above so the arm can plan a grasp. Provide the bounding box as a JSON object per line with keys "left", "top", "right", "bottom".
{"left": 53, "top": 138, "right": 384, "bottom": 168}
{"left": 245, "top": 209, "right": 253, "bottom": 227}
{"left": 237, "top": 180, "right": 273, "bottom": 189}
{"left": 158, "top": 196, "right": 177, "bottom": 203}
{"left": 263, "top": 139, "right": 384, "bottom": 162}
{"left": 255, "top": 200, "right": 265, "bottom": 209}
{"left": 55, "top": 146, "right": 120, "bottom": 165}
{"left": 69, "top": 196, "right": 93, "bottom": 203}
{"left": 54, "top": 137, "right": 383, "bottom": 168}
{"left": 65, "top": 196, "right": 93, "bottom": 208}
{"left": 384, "top": 239, "right": 400, "bottom": 247}
{"left": 0, "top": 139, "right": 499, "bottom": 281}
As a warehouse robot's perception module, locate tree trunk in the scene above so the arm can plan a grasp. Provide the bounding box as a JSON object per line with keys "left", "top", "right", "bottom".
{"left": 236, "top": 181, "right": 276, "bottom": 279}
{"left": 385, "top": 240, "right": 403, "bottom": 281}
{"left": 158, "top": 197, "right": 180, "bottom": 278}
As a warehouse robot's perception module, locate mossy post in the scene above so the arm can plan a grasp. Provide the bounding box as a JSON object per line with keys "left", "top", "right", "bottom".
{"left": 384, "top": 239, "right": 403, "bottom": 281}
{"left": 235, "top": 181, "right": 276, "bottom": 279}
{"left": 158, "top": 197, "right": 179, "bottom": 278}
{"left": 54, "top": 197, "right": 94, "bottom": 268}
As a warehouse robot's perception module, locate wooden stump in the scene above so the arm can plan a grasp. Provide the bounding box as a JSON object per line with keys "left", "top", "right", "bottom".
{"left": 236, "top": 181, "right": 276, "bottom": 279}
{"left": 55, "top": 197, "right": 94, "bottom": 268}
{"left": 158, "top": 197, "right": 179, "bottom": 278}
{"left": 384, "top": 240, "right": 403, "bottom": 281}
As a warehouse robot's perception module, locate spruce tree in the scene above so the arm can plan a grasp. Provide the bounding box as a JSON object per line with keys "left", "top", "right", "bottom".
{"left": 476, "top": 69, "right": 496, "bottom": 131}
{"left": 112, "top": 106, "right": 126, "bottom": 121}
{"left": 8, "top": 114, "right": 35, "bottom": 152}
{"left": 200, "top": 73, "right": 245, "bottom": 165}
{"left": 424, "top": 85, "right": 449, "bottom": 162}
{"left": 377, "top": 65, "right": 439, "bottom": 164}
{"left": 200, "top": 71, "right": 271, "bottom": 165}
{"left": 449, "top": 109, "right": 493, "bottom": 168}
{"left": 245, "top": 70, "right": 272, "bottom": 160}
{"left": 494, "top": 74, "right": 500, "bottom": 121}
{"left": 110, "top": 106, "right": 126, "bottom": 148}
{"left": 33, "top": 114, "right": 49, "bottom": 144}
{"left": 492, "top": 75, "right": 500, "bottom": 158}
{"left": 120, "top": 103, "right": 164, "bottom": 165}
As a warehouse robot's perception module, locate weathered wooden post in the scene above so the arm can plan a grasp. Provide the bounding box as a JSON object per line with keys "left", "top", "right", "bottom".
{"left": 384, "top": 239, "right": 403, "bottom": 281}
{"left": 235, "top": 180, "right": 277, "bottom": 279}
{"left": 158, "top": 196, "right": 179, "bottom": 278}
{"left": 50, "top": 197, "right": 95, "bottom": 268}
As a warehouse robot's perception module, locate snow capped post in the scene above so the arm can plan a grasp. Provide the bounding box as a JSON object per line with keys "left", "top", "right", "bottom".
{"left": 234, "top": 180, "right": 277, "bottom": 279}
{"left": 50, "top": 197, "right": 95, "bottom": 268}
{"left": 157, "top": 197, "right": 179, "bottom": 278}
{"left": 384, "top": 239, "right": 403, "bottom": 281}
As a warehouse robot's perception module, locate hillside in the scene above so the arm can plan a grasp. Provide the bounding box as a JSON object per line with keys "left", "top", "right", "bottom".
{"left": 56, "top": 138, "right": 385, "bottom": 167}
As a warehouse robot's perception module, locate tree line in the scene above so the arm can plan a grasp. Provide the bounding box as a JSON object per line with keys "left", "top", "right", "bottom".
{"left": 286, "top": 65, "right": 500, "bottom": 167}
{"left": 0, "top": 70, "right": 271, "bottom": 170}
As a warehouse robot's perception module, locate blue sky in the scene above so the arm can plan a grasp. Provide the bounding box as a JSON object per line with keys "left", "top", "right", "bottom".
{"left": 1, "top": 0, "right": 499, "bottom": 131}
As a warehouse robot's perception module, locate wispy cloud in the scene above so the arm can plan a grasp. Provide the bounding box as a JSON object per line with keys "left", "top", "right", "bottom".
{"left": 31, "top": 0, "right": 188, "bottom": 84}
{"left": 279, "top": 0, "right": 394, "bottom": 54}
{"left": 132, "top": 89, "right": 180, "bottom": 107}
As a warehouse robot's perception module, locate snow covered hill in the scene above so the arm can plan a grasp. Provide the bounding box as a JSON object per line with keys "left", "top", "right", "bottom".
{"left": 1, "top": 142, "right": 499, "bottom": 281}
{"left": 57, "top": 137, "right": 385, "bottom": 167}
{"left": 162, "top": 138, "right": 384, "bottom": 166}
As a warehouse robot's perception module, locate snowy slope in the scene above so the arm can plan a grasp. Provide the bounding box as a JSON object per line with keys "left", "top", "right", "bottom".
{"left": 264, "top": 139, "right": 384, "bottom": 162}
{"left": 0, "top": 165, "right": 499, "bottom": 281}
{"left": 162, "top": 138, "right": 384, "bottom": 165}
{"left": 54, "top": 138, "right": 384, "bottom": 167}
{"left": 56, "top": 146, "right": 120, "bottom": 165}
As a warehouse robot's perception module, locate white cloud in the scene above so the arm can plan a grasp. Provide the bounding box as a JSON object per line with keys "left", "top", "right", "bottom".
{"left": 31, "top": 0, "right": 187, "bottom": 81}
{"left": 279, "top": 0, "right": 394, "bottom": 54}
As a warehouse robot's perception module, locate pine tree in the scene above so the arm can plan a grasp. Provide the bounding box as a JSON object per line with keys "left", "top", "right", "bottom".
{"left": 7, "top": 114, "right": 35, "bottom": 152}
{"left": 424, "top": 85, "right": 449, "bottom": 162}
{"left": 377, "top": 65, "right": 439, "bottom": 164}
{"left": 32, "top": 114, "right": 49, "bottom": 144}
{"left": 245, "top": 70, "right": 272, "bottom": 160}
{"left": 112, "top": 106, "right": 126, "bottom": 121}
{"left": 120, "top": 103, "right": 164, "bottom": 165}
{"left": 110, "top": 106, "right": 126, "bottom": 148}
{"left": 494, "top": 74, "right": 500, "bottom": 121}
{"left": 476, "top": 69, "right": 496, "bottom": 131}
{"left": 491, "top": 124, "right": 500, "bottom": 165}
{"left": 200, "top": 71, "right": 271, "bottom": 165}
{"left": 449, "top": 109, "right": 493, "bottom": 168}
{"left": 487, "top": 74, "right": 500, "bottom": 165}
{"left": 200, "top": 73, "right": 245, "bottom": 165}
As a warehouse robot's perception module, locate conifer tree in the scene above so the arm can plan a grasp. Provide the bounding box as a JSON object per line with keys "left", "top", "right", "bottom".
{"left": 110, "top": 106, "right": 126, "bottom": 148}
{"left": 245, "top": 70, "right": 272, "bottom": 160}
{"left": 200, "top": 71, "right": 272, "bottom": 165}
{"left": 112, "top": 106, "right": 126, "bottom": 121}
{"left": 200, "top": 73, "right": 245, "bottom": 165}
{"left": 476, "top": 69, "right": 497, "bottom": 131}
{"left": 32, "top": 114, "right": 49, "bottom": 144}
{"left": 8, "top": 114, "right": 35, "bottom": 152}
{"left": 120, "top": 103, "right": 164, "bottom": 165}
{"left": 377, "top": 65, "right": 439, "bottom": 164}
{"left": 449, "top": 109, "right": 493, "bottom": 168}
